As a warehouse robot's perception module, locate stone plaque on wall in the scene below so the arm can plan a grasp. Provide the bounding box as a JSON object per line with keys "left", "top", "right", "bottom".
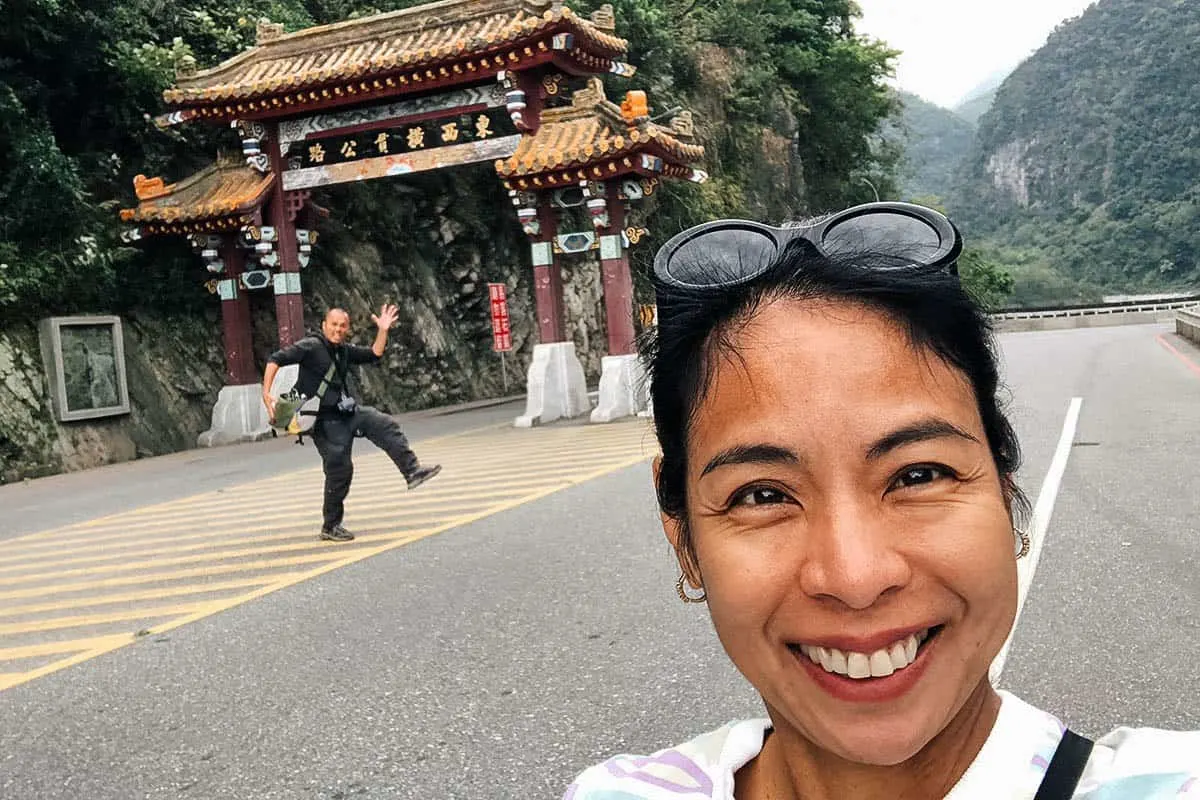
{"left": 38, "top": 316, "right": 131, "bottom": 422}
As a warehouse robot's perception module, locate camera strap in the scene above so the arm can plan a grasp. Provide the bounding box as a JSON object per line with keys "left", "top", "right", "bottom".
{"left": 313, "top": 361, "right": 339, "bottom": 404}
{"left": 318, "top": 339, "right": 352, "bottom": 400}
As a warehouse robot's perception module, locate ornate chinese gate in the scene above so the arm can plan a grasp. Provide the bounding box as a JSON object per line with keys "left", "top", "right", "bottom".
{"left": 120, "top": 0, "right": 705, "bottom": 443}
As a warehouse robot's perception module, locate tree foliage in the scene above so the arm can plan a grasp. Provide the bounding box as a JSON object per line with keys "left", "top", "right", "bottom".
{"left": 0, "top": 0, "right": 900, "bottom": 318}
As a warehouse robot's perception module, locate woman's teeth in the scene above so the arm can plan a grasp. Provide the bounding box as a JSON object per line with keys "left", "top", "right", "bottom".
{"left": 798, "top": 630, "right": 929, "bottom": 680}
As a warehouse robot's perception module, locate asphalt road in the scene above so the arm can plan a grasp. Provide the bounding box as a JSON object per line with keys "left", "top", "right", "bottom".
{"left": 0, "top": 323, "right": 1197, "bottom": 799}
{"left": 0, "top": 400, "right": 526, "bottom": 542}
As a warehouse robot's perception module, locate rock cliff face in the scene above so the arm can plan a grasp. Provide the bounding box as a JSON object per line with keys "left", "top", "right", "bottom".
{"left": 0, "top": 169, "right": 614, "bottom": 481}
{"left": 984, "top": 138, "right": 1035, "bottom": 209}
{"left": 0, "top": 312, "right": 225, "bottom": 482}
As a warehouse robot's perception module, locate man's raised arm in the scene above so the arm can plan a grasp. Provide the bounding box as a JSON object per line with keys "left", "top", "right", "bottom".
{"left": 369, "top": 303, "right": 400, "bottom": 358}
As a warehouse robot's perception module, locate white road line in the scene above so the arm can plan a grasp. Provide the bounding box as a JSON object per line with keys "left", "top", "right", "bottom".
{"left": 990, "top": 396, "right": 1084, "bottom": 683}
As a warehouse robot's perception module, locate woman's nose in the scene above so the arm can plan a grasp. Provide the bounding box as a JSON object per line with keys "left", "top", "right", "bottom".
{"left": 797, "top": 507, "right": 912, "bottom": 610}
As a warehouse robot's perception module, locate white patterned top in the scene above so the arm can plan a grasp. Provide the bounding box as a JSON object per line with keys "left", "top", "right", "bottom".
{"left": 564, "top": 692, "right": 1199, "bottom": 799}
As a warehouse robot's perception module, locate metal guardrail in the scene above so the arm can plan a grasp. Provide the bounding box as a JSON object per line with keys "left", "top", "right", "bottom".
{"left": 993, "top": 297, "right": 1200, "bottom": 321}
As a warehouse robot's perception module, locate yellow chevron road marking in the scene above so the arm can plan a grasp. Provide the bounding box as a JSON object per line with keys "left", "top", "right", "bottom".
{"left": 0, "top": 527, "right": 446, "bottom": 587}
{"left": 0, "top": 417, "right": 657, "bottom": 694}
{"left": 0, "top": 574, "right": 307, "bottom": 618}
{"left": 0, "top": 512, "right": 494, "bottom": 574}
{"left": 0, "top": 602, "right": 217, "bottom": 636}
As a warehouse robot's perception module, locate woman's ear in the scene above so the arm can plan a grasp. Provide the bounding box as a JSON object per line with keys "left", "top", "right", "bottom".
{"left": 653, "top": 456, "right": 702, "bottom": 588}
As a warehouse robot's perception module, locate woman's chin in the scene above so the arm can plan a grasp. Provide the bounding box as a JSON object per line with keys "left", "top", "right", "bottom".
{"left": 811, "top": 719, "right": 939, "bottom": 767}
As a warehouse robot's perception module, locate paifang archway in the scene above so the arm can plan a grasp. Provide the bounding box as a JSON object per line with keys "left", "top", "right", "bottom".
{"left": 120, "top": 0, "right": 706, "bottom": 444}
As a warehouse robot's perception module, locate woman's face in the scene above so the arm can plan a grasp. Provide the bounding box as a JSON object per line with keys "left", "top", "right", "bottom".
{"left": 667, "top": 298, "right": 1017, "bottom": 766}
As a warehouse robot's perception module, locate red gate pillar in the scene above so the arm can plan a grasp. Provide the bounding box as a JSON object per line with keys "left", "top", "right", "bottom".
{"left": 265, "top": 122, "right": 305, "bottom": 346}
{"left": 598, "top": 185, "right": 636, "bottom": 355}
{"left": 530, "top": 198, "right": 567, "bottom": 343}
{"left": 198, "top": 232, "right": 273, "bottom": 447}
{"left": 217, "top": 236, "right": 258, "bottom": 385}
{"left": 513, "top": 192, "right": 590, "bottom": 428}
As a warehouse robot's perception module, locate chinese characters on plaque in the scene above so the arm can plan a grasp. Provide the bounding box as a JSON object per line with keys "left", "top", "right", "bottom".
{"left": 291, "top": 107, "right": 517, "bottom": 169}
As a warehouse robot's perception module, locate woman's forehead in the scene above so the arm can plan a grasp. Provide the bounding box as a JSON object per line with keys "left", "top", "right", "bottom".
{"left": 691, "top": 300, "right": 979, "bottom": 446}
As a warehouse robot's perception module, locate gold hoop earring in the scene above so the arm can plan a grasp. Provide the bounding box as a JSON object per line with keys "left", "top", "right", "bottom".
{"left": 676, "top": 573, "right": 707, "bottom": 604}
{"left": 1015, "top": 528, "right": 1031, "bottom": 560}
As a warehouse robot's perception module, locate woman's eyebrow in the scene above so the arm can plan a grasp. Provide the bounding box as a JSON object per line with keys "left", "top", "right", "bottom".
{"left": 701, "top": 444, "right": 800, "bottom": 477}
{"left": 865, "top": 418, "right": 979, "bottom": 461}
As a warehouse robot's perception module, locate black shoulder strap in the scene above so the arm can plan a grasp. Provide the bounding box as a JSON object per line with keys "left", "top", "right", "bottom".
{"left": 318, "top": 337, "right": 351, "bottom": 392}
{"left": 313, "top": 361, "right": 338, "bottom": 402}
{"left": 1033, "top": 729, "right": 1094, "bottom": 800}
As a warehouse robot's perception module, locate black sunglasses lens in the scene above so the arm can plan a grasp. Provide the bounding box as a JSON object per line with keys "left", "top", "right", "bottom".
{"left": 665, "top": 227, "right": 778, "bottom": 287}
{"left": 823, "top": 213, "right": 946, "bottom": 266}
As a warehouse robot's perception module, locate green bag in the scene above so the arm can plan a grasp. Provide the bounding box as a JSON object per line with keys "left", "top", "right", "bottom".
{"left": 272, "top": 361, "right": 338, "bottom": 435}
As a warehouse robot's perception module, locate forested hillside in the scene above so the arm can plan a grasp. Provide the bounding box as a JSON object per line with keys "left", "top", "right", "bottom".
{"left": 894, "top": 92, "right": 974, "bottom": 202}
{"left": 951, "top": 69, "right": 1008, "bottom": 126}
{"left": 951, "top": 0, "right": 1200, "bottom": 300}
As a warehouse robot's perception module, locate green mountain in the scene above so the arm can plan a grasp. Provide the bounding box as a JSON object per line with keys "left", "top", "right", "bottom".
{"left": 894, "top": 92, "right": 975, "bottom": 202}
{"left": 953, "top": 89, "right": 998, "bottom": 127}
{"left": 952, "top": 69, "right": 1010, "bottom": 125}
{"left": 951, "top": 0, "right": 1200, "bottom": 298}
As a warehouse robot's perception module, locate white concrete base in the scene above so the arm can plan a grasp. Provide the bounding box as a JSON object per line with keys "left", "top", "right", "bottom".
{"left": 590, "top": 353, "right": 649, "bottom": 423}
{"left": 515, "top": 342, "right": 591, "bottom": 427}
{"left": 197, "top": 383, "right": 274, "bottom": 447}
{"left": 637, "top": 396, "right": 654, "bottom": 419}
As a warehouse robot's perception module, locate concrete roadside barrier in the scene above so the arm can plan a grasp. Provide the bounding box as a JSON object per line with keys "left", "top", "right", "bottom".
{"left": 1177, "top": 308, "right": 1200, "bottom": 346}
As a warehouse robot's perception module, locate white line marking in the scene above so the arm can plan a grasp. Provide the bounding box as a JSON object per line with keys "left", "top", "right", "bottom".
{"left": 990, "top": 396, "right": 1084, "bottom": 683}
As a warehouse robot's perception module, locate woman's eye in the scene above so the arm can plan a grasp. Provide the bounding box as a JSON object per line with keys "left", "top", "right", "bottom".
{"left": 730, "top": 486, "right": 790, "bottom": 507}
{"left": 891, "top": 465, "right": 952, "bottom": 490}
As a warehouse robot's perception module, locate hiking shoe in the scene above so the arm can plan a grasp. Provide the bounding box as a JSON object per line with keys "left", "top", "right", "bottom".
{"left": 406, "top": 464, "right": 442, "bottom": 490}
{"left": 319, "top": 524, "right": 355, "bottom": 542}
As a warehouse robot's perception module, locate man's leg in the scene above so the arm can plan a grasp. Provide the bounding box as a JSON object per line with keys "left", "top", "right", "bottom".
{"left": 354, "top": 406, "right": 440, "bottom": 487}
{"left": 311, "top": 417, "right": 356, "bottom": 539}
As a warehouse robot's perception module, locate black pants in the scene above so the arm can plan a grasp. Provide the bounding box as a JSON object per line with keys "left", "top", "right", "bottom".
{"left": 311, "top": 405, "right": 420, "bottom": 530}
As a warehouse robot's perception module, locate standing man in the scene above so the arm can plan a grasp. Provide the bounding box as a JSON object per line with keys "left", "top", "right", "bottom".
{"left": 263, "top": 304, "right": 441, "bottom": 542}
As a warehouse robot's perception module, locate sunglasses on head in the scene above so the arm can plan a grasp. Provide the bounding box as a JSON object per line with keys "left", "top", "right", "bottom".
{"left": 653, "top": 202, "right": 964, "bottom": 291}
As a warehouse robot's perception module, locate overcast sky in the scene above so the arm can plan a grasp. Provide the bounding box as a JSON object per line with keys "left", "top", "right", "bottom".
{"left": 853, "top": 0, "right": 1098, "bottom": 108}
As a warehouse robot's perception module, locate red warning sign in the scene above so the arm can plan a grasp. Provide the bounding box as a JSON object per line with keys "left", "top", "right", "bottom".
{"left": 488, "top": 283, "right": 512, "bottom": 352}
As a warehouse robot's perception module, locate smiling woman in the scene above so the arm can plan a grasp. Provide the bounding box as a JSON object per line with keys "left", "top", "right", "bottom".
{"left": 563, "top": 204, "right": 1199, "bottom": 800}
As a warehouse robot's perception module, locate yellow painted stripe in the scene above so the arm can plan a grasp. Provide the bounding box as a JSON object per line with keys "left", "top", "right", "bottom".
{"left": 0, "top": 509, "right": 503, "bottom": 573}
{"left": 0, "top": 602, "right": 213, "bottom": 636}
{"left": 0, "top": 634, "right": 132, "bottom": 662}
{"left": 85, "top": 453, "right": 642, "bottom": 526}
{"left": 54, "top": 472, "right": 588, "bottom": 534}
{"left": 0, "top": 437, "right": 654, "bottom": 693}
{"left": 21, "top": 464, "right": 604, "bottom": 539}
{"left": 0, "top": 482, "right": 567, "bottom": 554}
{"left": 0, "top": 527, "right": 444, "bottom": 587}
{"left": 6, "top": 437, "right": 652, "bottom": 544}
{"left": 0, "top": 646, "right": 130, "bottom": 691}
{"left": 0, "top": 420, "right": 517, "bottom": 545}
{"left": 106, "top": 436, "right": 652, "bottom": 511}
{"left": 0, "top": 548, "right": 383, "bottom": 602}
{"left": 0, "top": 574, "right": 306, "bottom": 619}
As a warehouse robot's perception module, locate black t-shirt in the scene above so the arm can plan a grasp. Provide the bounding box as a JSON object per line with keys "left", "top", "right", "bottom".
{"left": 267, "top": 335, "right": 380, "bottom": 409}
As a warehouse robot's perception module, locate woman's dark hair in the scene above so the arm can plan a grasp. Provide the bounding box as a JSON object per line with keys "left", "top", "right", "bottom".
{"left": 644, "top": 238, "right": 1029, "bottom": 560}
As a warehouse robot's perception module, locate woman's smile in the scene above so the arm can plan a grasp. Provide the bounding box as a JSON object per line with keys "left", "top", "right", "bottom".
{"left": 787, "top": 625, "right": 944, "bottom": 704}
